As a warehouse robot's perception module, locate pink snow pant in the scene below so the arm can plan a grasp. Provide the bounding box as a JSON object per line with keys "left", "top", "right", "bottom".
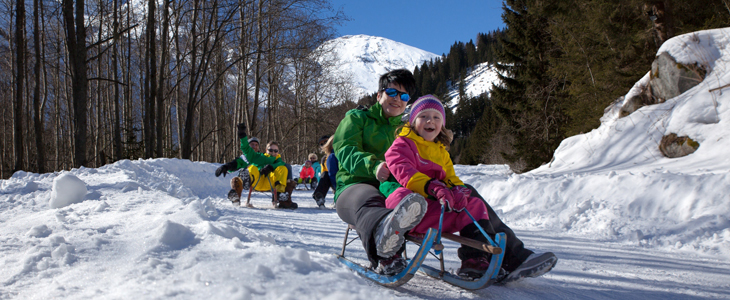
{"left": 385, "top": 187, "right": 489, "bottom": 234}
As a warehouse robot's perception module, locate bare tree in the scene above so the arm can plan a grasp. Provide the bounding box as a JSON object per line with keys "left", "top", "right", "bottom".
{"left": 32, "top": 0, "right": 46, "bottom": 173}
{"left": 62, "top": 0, "right": 88, "bottom": 167}
{"left": 112, "top": 0, "right": 122, "bottom": 161}
{"left": 157, "top": 0, "right": 172, "bottom": 157}
{"left": 143, "top": 0, "right": 157, "bottom": 158}
{"left": 13, "top": 0, "right": 25, "bottom": 172}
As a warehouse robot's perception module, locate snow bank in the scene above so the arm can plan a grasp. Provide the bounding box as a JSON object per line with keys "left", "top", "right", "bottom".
{"left": 539, "top": 28, "right": 730, "bottom": 175}
{"left": 467, "top": 28, "right": 730, "bottom": 258}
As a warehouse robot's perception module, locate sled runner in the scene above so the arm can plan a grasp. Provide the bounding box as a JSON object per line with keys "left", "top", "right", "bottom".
{"left": 418, "top": 232, "right": 506, "bottom": 290}
{"left": 336, "top": 203, "right": 505, "bottom": 290}
{"left": 226, "top": 169, "right": 280, "bottom": 208}
{"left": 337, "top": 225, "right": 439, "bottom": 287}
{"left": 244, "top": 173, "right": 279, "bottom": 208}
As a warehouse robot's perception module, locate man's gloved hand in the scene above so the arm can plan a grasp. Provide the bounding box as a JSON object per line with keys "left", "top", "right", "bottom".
{"left": 450, "top": 185, "right": 471, "bottom": 211}
{"left": 237, "top": 123, "right": 247, "bottom": 139}
{"left": 215, "top": 160, "right": 238, "bottom": 177}
{"left": 426, "top": 179, "right": 454, "bottom": 208}
{"left": 215, "top": 165, "right": 229, "bottom": 177}
{"left": 260, "top": 164, "right": 275, "bottom": 176}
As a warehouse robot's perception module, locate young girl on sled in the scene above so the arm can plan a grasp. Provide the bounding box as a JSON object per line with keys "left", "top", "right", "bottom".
{"left": 382, "top": 95, "right": 492, "bottom": 279}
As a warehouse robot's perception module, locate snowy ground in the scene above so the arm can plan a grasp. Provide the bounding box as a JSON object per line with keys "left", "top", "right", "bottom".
{"left": 0, "top": 160, "right": 728, "bottom": 299}
{"left": 2, "top": 28, "right": 730, "bottom": 300}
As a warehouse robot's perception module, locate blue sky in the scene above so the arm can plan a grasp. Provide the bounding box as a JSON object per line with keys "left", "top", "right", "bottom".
{"left": 328, "top": 0, "right": 506, "bottom": 55}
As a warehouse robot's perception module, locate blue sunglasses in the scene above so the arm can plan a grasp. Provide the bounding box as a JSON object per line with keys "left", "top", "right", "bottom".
{"left": 382, "top": 88, "right": 410, "bottom": 102}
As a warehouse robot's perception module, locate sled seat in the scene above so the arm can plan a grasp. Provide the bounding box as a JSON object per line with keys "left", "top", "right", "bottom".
{"left": 342, "top": 225, "right": 500, "bottom": 254}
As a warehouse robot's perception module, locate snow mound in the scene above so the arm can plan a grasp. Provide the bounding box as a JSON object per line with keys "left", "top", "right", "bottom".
{"left": 26, "top": 225, "right": 52, "bottom": 238}
{"left": 152, "top": 220, "right": 198, "bottom": 251}
{"left": 49, "top": 173, "right": 88, "bottom": 208}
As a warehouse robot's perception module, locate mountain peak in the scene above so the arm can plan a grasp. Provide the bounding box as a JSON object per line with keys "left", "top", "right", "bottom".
{"left": 319, "top": 35, "right": 439, "bottom": 96}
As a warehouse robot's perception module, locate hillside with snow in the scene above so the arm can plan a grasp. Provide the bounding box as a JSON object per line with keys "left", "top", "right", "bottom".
{"left": 446, "top": 62, "right": 501, "bottom": 109}
{"left": 319, "top": 35, "right": 440, "bottom": 96}
{"left": 1, "top": 28, "right": 730, "bottom": 299}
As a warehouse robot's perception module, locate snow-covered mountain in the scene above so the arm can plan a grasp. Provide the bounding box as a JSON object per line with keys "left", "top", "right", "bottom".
{"left": 319, "top": 35, "right": 440, "bottom": 96}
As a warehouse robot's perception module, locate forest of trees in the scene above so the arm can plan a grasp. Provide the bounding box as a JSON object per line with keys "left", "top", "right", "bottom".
{"left": 0, "top": 0, "right": 354, "bottom": 178}
{"left": 2, "top": 0, "right": 729, "bottom": 178}
{"left": 439, "top": 0, "right": 729, "bottom": 172}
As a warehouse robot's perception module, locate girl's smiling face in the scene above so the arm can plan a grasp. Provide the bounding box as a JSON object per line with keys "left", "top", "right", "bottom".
{"left": 412, "top": 110, "right": 443, "bottom": 142}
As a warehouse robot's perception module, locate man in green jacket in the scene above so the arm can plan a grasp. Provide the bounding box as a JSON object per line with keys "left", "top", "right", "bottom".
{"left": 216, "top": 123, "right": 297, "bottom": 209}
{"left": 333, "top": 69, "right": 428, "bottom": 274}
{"left": 215, "top": 137, "right": 258, "bottom": 190}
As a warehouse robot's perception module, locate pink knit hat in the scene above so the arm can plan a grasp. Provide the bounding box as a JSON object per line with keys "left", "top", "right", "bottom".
{"left": 409, "top": 95, "right": 446, "bottom": 125}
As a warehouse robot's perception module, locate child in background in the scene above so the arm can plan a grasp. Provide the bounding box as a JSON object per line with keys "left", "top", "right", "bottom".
{"left": 299, "top": 160, "right": 315, "bottom": 184}
{"left": 309, "top": 153, "right": 321, "bottom": 183}
{"left": 383, "top": 95, "right": 494, "bottom": 279}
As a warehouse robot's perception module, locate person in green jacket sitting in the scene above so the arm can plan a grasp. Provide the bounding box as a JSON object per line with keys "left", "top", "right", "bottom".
{"left": 216, "top": 123, "right": 297, "bottom": 209}
{"left": 332, "top": 69, "right": 426, "bottom": 275}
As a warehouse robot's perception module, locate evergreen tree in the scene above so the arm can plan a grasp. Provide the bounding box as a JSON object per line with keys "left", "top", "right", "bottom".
{"left": 466, "top": 40, "right": 478, "bottom": 67}
{"left": 489, "top": 0, "right": 567, "bottom": 172}
{"left": 547, "top": 0, "right": 729, "bottom": 137}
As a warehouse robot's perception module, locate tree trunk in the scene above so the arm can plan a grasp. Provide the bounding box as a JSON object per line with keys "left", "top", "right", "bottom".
{"left": 144, "top": 0, "right": 157, "bottom": 158}
{"left": 157, "top": 0, "right": 171, "bottom": 157}
{"left": 112, "top": 0, "right": 122, "bottom": 161}
{"left": 14, "top": 0, "right": 26, "bottom": 172}
{"left": 63, "top": 0, "right": 88, "bottom": 168}
{"left": 181, "top": 0, "right": 200, "bottom": 159}
{"left": 251, "top": 0, "right": 264, "bottom": 135}
{"left": 32, "top": 0, "right": 46, "bottom": 173}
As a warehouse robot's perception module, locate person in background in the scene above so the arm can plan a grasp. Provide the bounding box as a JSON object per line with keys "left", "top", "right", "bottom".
{"left": 217, "top": 123, "right": 297, "bottom": 209}
{"left": 215, "top": 136, "right": 261, "bottom": 193}
{"left": 298, "top": 160, "right": 315, "bottom": 185}
{"left": 248, "top": 137, "right": 261, "bottom": 152}
{"left": 309, "top": 152, "right": 321, "bottom": 184}
{"left": 312, "top": 135, "right": 336, "bottom": 208}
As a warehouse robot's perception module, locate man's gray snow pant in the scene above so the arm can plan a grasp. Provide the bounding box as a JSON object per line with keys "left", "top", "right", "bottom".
{"left": 335, "top": 183, "right": 401, "bottom": 268}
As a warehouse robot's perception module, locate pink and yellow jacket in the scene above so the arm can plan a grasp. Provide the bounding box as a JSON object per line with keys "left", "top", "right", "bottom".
{"left": 385, "top": 125, "right": 464, "bottom": 199}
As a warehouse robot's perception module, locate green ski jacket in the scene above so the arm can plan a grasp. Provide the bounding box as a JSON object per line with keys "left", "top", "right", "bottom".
{"left": 332, "top": 102, "right": 404, "bottom": 201}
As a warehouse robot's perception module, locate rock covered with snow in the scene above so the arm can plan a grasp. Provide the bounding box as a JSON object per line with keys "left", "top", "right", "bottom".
{"left": 49, "top": 173, "right": 88, "bottom": 208}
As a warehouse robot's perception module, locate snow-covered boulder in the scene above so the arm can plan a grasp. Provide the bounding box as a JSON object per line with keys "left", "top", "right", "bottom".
{"left": 620, "top": 51, "right": 706, "bottom": 117}
{"left": 49, "top": 173, "right": 88, "bottom": 208}
{"left": 649, "top": 52, "right": 706, "bottom": 102}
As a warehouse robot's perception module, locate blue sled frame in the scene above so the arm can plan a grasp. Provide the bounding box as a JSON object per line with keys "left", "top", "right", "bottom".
{"left": 336, "top": 223, "right": 506, "bottom": 290}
